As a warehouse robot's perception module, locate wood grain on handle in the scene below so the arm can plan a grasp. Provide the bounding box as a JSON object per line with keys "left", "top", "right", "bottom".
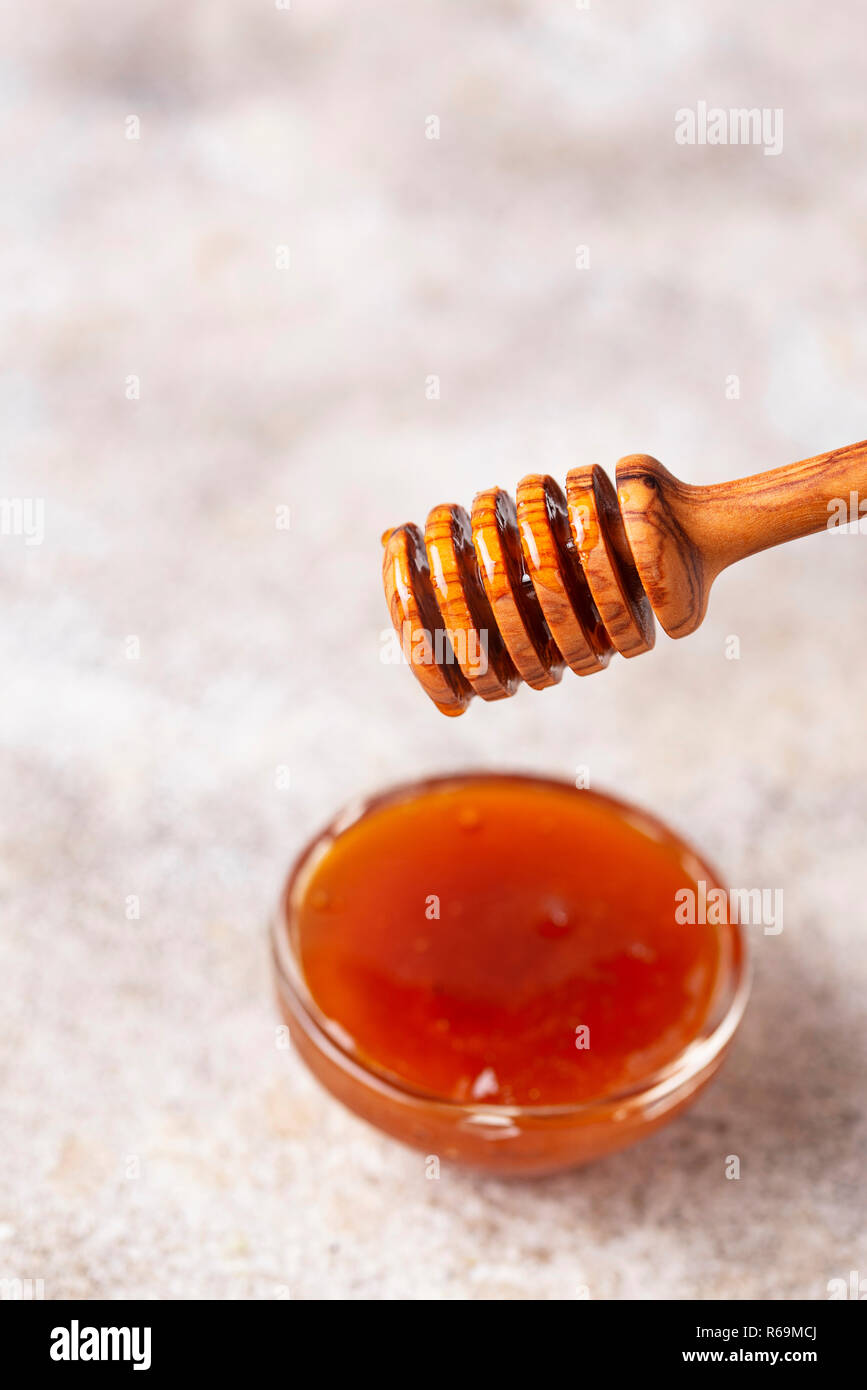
{"left": 617, "top": 439, "right": 867, "bottom": 639}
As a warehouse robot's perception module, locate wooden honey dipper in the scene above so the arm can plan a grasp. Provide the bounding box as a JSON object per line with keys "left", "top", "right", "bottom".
{"left": 382, "top": 438, "right": 867, "bottom": 715}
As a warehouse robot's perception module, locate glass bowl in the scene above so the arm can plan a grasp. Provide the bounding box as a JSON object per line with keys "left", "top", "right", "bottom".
{"left": 270, "top": 774, "right": 750, "bottom": 1177}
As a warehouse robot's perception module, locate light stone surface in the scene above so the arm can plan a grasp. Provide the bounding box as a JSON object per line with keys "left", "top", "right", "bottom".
{"left": 1, "top": 0, "right": 865, "bottom": 1300}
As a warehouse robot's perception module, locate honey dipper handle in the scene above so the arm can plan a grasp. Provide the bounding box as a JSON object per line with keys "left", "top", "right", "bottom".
{"left": 617, "top": 438, "right": 867, "bottom": 640}
{"left": 686, "top": 438, "right": 867, "bottom": 566}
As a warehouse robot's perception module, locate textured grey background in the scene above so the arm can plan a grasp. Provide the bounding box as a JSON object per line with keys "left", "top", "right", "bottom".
{"left": 1, "top": 1, "right": 865, "bottom": 1299}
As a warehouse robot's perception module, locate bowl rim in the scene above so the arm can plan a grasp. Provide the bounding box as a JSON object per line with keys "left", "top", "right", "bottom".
{"left": 270, "top": 771, "right": 751, "bottom": 1122}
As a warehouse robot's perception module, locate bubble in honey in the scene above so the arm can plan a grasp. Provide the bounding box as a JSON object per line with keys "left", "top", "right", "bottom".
{"left": 535, "top": 903, "right": 571, "bottom": 939}
{"left": 457, "top": 805, "right": 481, "bottom": 831}
{"left": 628, "top": 942, "right": 657, "bottom": 964}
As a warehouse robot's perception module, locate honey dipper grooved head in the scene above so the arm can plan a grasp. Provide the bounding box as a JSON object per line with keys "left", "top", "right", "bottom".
{"left": 385, "top": 461, "right": 660, "bottom": 715}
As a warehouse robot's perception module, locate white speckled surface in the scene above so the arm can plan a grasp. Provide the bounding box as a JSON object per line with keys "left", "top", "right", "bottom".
{"left": 1, "top": 0, "right": 866, "bottom": 1299}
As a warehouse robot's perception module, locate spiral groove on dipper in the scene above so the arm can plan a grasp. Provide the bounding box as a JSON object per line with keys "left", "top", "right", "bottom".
{"left": 383, "top": 466, "right": 655, "bottom": 715}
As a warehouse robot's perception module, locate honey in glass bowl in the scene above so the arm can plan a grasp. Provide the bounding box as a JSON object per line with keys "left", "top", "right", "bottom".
{"left": 271, "top": 774, "right": 748, "bottom": 1176}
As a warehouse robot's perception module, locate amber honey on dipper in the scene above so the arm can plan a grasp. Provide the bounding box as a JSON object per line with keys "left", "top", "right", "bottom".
{"left": 272, "top": 775, "right": 748, "bottom": 1175}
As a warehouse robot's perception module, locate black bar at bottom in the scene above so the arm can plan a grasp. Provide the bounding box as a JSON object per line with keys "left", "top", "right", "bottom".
{"left": 8, "top": 1298, "right": 866, "bottom": 1375}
